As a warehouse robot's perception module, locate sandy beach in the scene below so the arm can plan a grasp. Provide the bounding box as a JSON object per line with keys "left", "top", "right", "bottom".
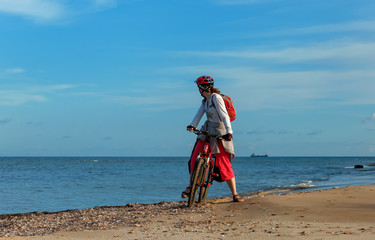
{"left": 1, "top": 185, "right": 374, "bottom": 240}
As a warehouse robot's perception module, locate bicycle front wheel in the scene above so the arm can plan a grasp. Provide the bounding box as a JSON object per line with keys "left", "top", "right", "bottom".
{"left": 188, "top": 157, "right": 205, "bottom": 208}
{"left": 198, "top": 162, "right": 212, "bottom": 204}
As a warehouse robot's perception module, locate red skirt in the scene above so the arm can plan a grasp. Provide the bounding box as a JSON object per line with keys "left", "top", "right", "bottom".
{"left": 189, "top": 140, "right": 235, "bottom": 181}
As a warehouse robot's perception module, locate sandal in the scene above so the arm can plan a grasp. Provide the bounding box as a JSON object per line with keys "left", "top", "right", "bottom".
{"left": 181, "top": 187, "right": 191, "bottom": 199}
{"left": 233, "top": 194, "right": 244, "bottom": 202}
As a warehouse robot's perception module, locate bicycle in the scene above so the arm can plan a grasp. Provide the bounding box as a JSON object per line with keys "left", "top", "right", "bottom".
{"left": 187, "top": 129, "right": 223, "bottom": 208}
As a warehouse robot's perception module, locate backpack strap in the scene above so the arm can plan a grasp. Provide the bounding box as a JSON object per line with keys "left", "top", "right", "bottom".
{"left": 211, "top": 94, "right": 223, "bottom": 122}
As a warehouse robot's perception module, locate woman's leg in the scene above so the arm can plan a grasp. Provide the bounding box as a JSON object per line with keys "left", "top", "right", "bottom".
{"left": 215, "top": 141, "right": 235, "bottom": 181}
{"left": 226, "top": 177, "right": 238, "bottom": 196}
{"left": 188, "top": 140, "right": 205, "bottom": 173}
{"left": 226, "top": 177, "right": 243, "bottom": 202}
{"left": 216, "top": 141, "right": 244, "bottom": 202}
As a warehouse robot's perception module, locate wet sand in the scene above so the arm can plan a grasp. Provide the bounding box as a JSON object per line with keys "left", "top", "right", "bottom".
{"left": 1, "top": 185, "right": 375, "bottom": 239}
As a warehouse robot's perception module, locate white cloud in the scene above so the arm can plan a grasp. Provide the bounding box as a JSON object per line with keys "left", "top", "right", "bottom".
{"left": 93, "top": 0, "right": 117, "bottom": 8}
{"left": 6, "top": 68, "right": 26, "bottom": 74}
{"left": 212, "top": 0, "right": 275, "bottom": 5}
{"left": 0, "top": 0, "right": 65, "bottom": 21}
{"left": 0, "top": 91, "right": 47, "bottom": 106}
{"left": 363, "top": 113, "right": 375, "bottom": 123}
{"left": 112, "top": 95, "right": 170, "bottom": 105}
{"left": 29, "top": 84, "right": 76, "bottom": 92}
{"left": 234, "top": 69, "right": 375, "bottom": 110}
{"left": 0, "top": 84, "right": 76, "bottom": 106}
{"left": 176, "top": 41, "right": 375, "bottom": 65}
{"left": 111, "top": 93, "right": 195, "bottom": 111}
{"left": 0, "top": 0, "right": 118, "bottom": 23}
{"left": 271, "top": 20, "right": 375, "bottom": 36}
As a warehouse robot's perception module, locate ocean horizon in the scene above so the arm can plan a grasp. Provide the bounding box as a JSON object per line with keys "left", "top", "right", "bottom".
{"left": 1, "top": 156, "right": 375, "bottom": 215}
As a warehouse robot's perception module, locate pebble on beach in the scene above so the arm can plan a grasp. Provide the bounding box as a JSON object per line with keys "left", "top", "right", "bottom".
{"left": 0, "top": 201, "right": 210, "bottom": 238}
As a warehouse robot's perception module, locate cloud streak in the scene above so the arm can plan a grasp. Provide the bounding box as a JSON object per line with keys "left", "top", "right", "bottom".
{"left": 363, "top": 113, "right": 375, "bottom": 123}
{"left": 110, "top": 92, "right": 196, "bottom": 111}
{"left": 93, "top": 0, "right": 117, "bottom": 8}
{"left": 0, "top": 118, "right": 12, "bottom": 125}
{"left": 0, "top": 0, "right": 118, "bottom": 23}
{"left": 212, "top": 0, "right": 276, "bottom": 5}
{"left": 0, "top": 0, "right": 65, "bottom": 21}
{"left": 5, "top": 68, "right": 26, "bottom": 74}
{"left": 0, "top": 91, "right": 47, "bottom": 106}
{"left": 269, "top": 20, "right": 375, "bottom": 36}
{"left": 246, "top": 128, "right": 322, "bottom": 136}
{"left": 176, "top": 41, "right": 375, "bottom": 65}
{"left": 0, "top": 84, "right": 76, "bottom": 106}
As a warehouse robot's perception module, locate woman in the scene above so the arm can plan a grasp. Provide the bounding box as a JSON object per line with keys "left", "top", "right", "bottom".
{"left": 182, "top": 75, "right": 243, "bottom": 202}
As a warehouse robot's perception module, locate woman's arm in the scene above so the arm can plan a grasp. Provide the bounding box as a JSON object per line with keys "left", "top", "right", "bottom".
{"left": 189, "top": 101, "right": 205, "bottom": 128}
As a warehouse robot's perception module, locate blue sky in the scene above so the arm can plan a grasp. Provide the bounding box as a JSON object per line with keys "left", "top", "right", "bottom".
{"left": 0, "top": 0, "right": 374, "bottom": 157}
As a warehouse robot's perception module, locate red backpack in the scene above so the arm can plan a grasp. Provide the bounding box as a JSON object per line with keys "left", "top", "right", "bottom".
{"left": 213, "top": 94, "right": 237, "bottom": 122}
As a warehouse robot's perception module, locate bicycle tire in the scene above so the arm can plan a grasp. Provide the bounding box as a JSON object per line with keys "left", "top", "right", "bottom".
{"left": 198, "top": 163, "right": 212, "bottom": 204}
{"left": 188, "top": 157, "right": 205, "bottom": 208}
{"left": 197, "top": 161, "right": 209, "bottom": 203}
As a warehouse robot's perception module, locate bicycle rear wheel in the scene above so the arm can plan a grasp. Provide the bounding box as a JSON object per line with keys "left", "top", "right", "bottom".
{"left": 188, "top": 157, "right": 205, "bottom": 208}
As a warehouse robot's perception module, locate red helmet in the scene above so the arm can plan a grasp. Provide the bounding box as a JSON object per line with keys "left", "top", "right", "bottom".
{"left": 195, "top": 75, "right": 214, "bottom": 90}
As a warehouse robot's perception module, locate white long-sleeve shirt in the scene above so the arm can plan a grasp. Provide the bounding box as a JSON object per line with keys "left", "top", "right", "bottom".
{"left": 190, "top": 93, "right": 233, "bottom": 134}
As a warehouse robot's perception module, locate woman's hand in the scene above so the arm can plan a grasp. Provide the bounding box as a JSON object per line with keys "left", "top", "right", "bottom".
{"left": 187, "top": 125, "right": 196, "bottom": 132}
{"left": 222, "top": 133, "right": 232, "bottom": 141}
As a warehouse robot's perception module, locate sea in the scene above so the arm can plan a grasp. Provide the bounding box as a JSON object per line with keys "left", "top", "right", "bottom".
{"left": 1, "top": 156, "right": 375, "bottom": 215}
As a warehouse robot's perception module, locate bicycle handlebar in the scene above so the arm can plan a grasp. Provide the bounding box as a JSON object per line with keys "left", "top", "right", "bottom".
{"left": 192, "top": 129, "right": 223, "bottom": 140}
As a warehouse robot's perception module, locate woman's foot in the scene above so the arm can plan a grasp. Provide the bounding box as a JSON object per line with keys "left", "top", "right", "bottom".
{"left": 181, "top": 187, "right": 191, "bottom": 199}
{"left": 233, "top": 194, "right": 244, "bottom": 202}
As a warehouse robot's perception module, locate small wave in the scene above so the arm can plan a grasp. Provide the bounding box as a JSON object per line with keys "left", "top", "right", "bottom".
{"left": 291, "top": 180, "right": 315, "bottom": 188}
{"left": 80, "top": 159, "right": 99, "bottom": 163}
{"left": 278, "top": 180, "right": 316, "bottom": 190}
{"left": 255, "top": 180, "right": 316, "bottom": 196}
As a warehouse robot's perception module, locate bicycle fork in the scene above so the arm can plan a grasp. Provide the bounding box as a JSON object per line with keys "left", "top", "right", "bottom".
{"left": 197, "top": 144, "right": 215, "bottom": 189}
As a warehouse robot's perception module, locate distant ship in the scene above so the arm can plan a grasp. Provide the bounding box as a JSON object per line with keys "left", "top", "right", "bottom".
{"left": 251, "top": 153, "right": 268, "bottom": 157}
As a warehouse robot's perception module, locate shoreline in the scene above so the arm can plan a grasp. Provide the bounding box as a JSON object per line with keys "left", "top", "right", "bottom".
{"left": 1, "top": 184, "right": 375, "bottom": 239}
{"left": 0, "top": 183, "right": 323, "bottom": 217}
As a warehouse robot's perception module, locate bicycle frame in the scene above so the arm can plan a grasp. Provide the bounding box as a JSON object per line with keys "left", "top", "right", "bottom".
{"left": 187, "top": 130, "right": 221, "bottom": 207}
{"left": 197, "top": 142, "right": 213, "bottom": 186}
{"left": 194, "top": 129, "right": 221, "bottom": 174}
{"left": 197, "top": 141, "right": 212, "bottom": 164}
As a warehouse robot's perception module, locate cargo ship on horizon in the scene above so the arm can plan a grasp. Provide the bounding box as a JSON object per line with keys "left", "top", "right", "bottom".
{"left": 251, "top": 153, "right": 268, "bottom": 157}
